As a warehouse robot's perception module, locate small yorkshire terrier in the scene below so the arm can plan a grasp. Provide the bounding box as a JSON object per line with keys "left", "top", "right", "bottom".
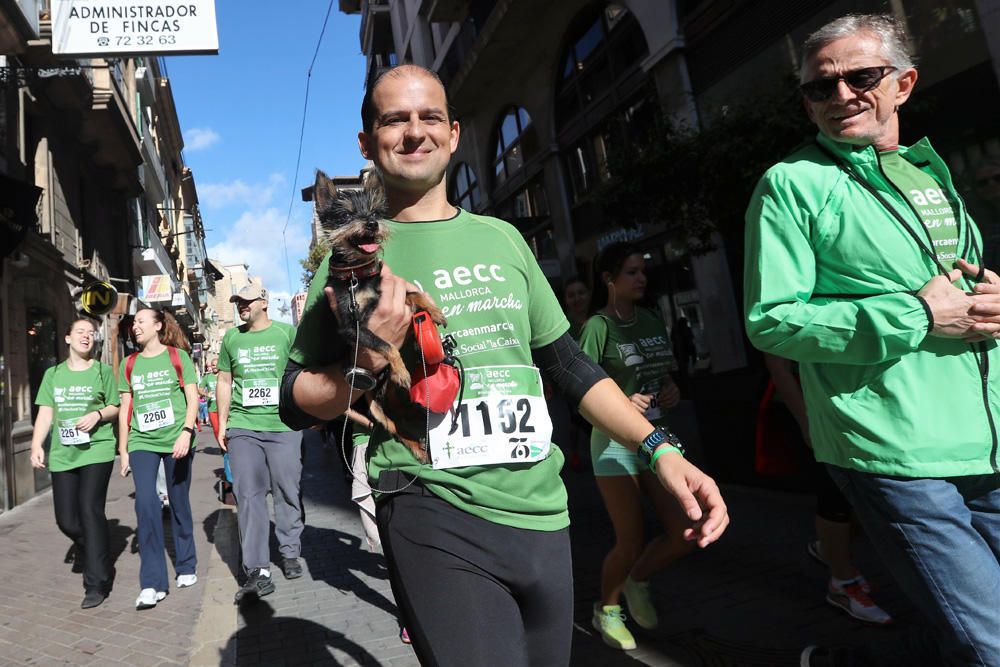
{"left": 313, "top": 169, "right": 447, "bottom": 463}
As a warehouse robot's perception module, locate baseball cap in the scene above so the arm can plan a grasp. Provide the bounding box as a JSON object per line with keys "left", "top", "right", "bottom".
{"left": 229, "top": 284, "right": 268, "bottom": 303}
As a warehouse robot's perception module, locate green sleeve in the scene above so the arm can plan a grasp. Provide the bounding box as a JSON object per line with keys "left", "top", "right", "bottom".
{"left": 34, "top": 366, "right": 56, "bottom": 407}
{"left": 577, "top": 316, "right": 607, "bottom": 364}
{"left": 289, "top": 252, "right": 343, "bottom": 366}
{"left": 511, "top": 233, "right": 568, "bottom": 348}
{"left": 179, "top": 349, "right": 197, "bottom": 386}
{"left": 198, "top": 376, "right": 207, "bottom": 390}
{"left": 118, "top": 357, "right": 131, "bottom": 394}
{"left": 103, "top": 363, "right": 120, "bottom": 406}
{"left": 744, "top": 174, "right": 931, "bottom": 365}
{"left": 217, "top": 329, "right": 233, "bottom": 373}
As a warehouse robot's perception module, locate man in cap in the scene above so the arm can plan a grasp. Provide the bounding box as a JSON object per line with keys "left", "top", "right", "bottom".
{"left": 745, "top": 13, "right": 1000, "bottom": 665}
{"left": 217, "top": 282, "right": 303, "bottom": 603}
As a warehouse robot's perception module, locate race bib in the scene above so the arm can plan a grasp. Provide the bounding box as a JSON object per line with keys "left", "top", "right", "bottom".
{"left": 640, "top": 382, "right": 662, "bottom": 421}
{"left": 242, "top": 378, "right": 279, "bottom": 407}
{"left": 137, "top": 400, "right": 175, "bottom": 432}
{"left": 428, "top": 365, "right": 553, "bottom": 470}
{"left": 58, "top": 418, "right": 90, "bottom": 446}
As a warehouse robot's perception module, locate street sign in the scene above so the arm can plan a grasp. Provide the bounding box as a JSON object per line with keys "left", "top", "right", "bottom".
{"left": 141, "top": 274, "right": 172, "bottom": 302}
{"left": 51, "top": 0, "right": 219, "bottom": 57}
{"left": 80, "top": 280, "right": 118, "bottom": 316}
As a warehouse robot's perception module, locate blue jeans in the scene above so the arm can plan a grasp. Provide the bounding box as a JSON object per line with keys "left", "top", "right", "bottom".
{"left": 131, "top": 450, "right": 197, "bottom": 591}
{"left": 827, "top": 466, "right": 1000, "bottom": 667}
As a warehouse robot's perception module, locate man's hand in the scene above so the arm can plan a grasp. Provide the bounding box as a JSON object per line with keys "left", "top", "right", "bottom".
{"left": 628, "top": 393, "right": 652, "bottom": 413}
{"left": 75, "top": 411, "right": 101, "bottom": 433}
{"left": 119, "top": 450, "right": 130, "bottom": 478}
{"left": 324, "top": 264, "right": 419, "bottom": 372}
{"left": 958, "top": 259, "right": 1000, "bottom": 339}
{"left": 657, "top": 379, "right": 681, "bottom": 409}
{"left": 654, "top": 452, "right": 729, "bottom": 548}
{"left": 30, "top": 445, "right": 45, "bottom": 470}
{"left": 917, "top": 269, "right": 975, "bottom": 338}
{"left": 218, "top": 422, "right": 227, "bottom": 451}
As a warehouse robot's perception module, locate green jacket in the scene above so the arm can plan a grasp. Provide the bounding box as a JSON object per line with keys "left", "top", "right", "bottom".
{"left": 745, "top": 133, "right": 1000, "bottom": 477}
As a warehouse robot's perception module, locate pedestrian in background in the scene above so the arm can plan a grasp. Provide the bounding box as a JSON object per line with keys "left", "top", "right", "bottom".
{"left": 30, "top": 317, "right": 120, "bottom": 608}
{"left": 762, "top": 353, "right": 892, "bottom": 626}
{"left": 117, "top": 308, "right": 200, "bottom": 610}
{"left": 578, "top": 242, "right": 690, "bottom": 651}
{"left": 217, "top": 283, "right": 303, "bottom": 604}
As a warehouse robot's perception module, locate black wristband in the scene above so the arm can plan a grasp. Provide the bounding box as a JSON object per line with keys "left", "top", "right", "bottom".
{"left": 182, "top": 426, "right": 196, "bottom": 439}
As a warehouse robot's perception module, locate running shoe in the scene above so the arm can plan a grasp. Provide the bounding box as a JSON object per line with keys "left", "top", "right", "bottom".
{"left": 399, "top": 627, "right": 411, "bottom": 644}
{"left": 826, "top": 578, "right": 892, "bottom": 625}
{"left": 622, "top": 576, "right": 658, "bottom": 629}
{"left": 234, "top": 569, "right": 275, "bottom": 604}
{"left": 135, "top": 588, "right": 167, "bottom": 610}
{"left": 592, "top": 604, "right": 637, "bottom": 651}
{"left": 177, "top": 574, "right": 198, "bottom": 588}
{"left": 280, "top": 557, "right": 303, "bottom": 580}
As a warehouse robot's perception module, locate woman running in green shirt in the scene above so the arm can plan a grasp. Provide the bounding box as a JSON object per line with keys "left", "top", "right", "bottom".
{"left": 578, "top": 242, "right": 692, "bottom": 651}
{"left": 30, "top": 318, "right": 120, "bottom": 609}
{"left": 117, "top": 308, "right": 200, "bottom": 610}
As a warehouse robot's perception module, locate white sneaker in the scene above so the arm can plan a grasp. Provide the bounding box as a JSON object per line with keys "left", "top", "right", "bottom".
{"left": 135, "top": 588, "right": 167, "bottom": 610}
{"left": 826, "top": 577, "right": 892, "bottom": 625}
{"left": 177, "top": 574, "right": 198, "bottom": 588}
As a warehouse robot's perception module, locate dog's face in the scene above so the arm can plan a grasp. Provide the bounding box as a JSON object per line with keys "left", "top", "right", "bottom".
{"left": 314, "top": 170, "right": 389, "bottom": 267}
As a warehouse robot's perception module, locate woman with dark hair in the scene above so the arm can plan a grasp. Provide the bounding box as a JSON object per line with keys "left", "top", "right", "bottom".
{"left": 30, "top": 318, "right": 120, "bottom": 608}
{"left": 578, "top": 242, "right": 690, "bottom": 651}
{"left": 117, "top": 308, "right": 200, "bottom": 609}
{"left": 563, "top": 277, "right": 591, "bottom": 340}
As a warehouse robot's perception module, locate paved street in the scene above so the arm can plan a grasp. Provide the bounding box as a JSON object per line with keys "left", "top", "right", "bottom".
{"left": 0, "top": 428, "right": 923, "bottom": 666}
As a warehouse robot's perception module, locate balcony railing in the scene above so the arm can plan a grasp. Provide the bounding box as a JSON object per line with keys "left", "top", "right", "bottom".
{"left": 138, "top": 110, "right": 167, "bottom": 206}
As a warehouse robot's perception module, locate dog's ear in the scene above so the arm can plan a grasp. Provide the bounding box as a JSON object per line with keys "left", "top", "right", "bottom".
{"left": 362, "top": 171, "right": 387, "bottom": 219}
{"left": 314, "top": 170, "right": 338, "bottom": 212}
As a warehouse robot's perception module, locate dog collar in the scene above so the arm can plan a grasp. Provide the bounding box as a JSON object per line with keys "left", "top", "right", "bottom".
{"left": 328, "top": 258, "right": 382, "bottom": 281}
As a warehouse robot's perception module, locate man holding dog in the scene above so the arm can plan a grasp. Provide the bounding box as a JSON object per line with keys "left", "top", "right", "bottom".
{"left": 745, "top": 14, "right": 1000, "bottom": 665}
{"left": 280, "top": 64, "right": 728, "bottom": 665}
{"left": 218, "top": 282, "right": 303, "bottom": 604}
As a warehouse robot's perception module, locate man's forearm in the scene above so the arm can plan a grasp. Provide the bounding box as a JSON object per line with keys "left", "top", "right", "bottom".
{"left": 216, "top": 380, "right": 231, "bottom": 423}
{"left": 579, "top": 378, "right": 656, "bottom": 451}
{"left": 292, "top": 364, "right": 369, "bottom": 422}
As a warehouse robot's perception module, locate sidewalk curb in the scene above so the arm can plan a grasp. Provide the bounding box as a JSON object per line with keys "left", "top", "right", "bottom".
{"left": 188, "top": 504, "right": 239, "bottom": 666}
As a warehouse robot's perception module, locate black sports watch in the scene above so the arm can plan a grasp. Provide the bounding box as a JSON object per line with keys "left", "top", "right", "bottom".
{"left": 636, "top": 426, "right": 685, "bottom": 468}
{"left": 344, "top": 365, "right": 379, "bottom": 392}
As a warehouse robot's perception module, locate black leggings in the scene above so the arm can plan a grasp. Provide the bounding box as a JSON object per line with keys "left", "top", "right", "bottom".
{"left": 51, "top": 461, "right": 114, "bottom": 592}
{"left": 377, "top": 482, "right": 574, "bottom": 667}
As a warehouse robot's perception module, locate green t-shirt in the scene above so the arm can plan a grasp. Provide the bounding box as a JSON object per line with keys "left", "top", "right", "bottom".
{"left": 34, "top": 361, "right": 119, "bottom": 472}
{"left": 118, "top": 348, "right": 197, "bottom": 453}
{"left": 579, "top": 308, "right": 675, "bottom": 428}
{"left": 199, "top": 373, "right": 218, "bottom": 412}
{"left": 880, "top": 150, "right": 959, "bottom": 265}
{"left": 290, "top": 208, "right": 570, "bottom": 530}
{"left": 218, "top": 321, "right": 295, "bottom": 432}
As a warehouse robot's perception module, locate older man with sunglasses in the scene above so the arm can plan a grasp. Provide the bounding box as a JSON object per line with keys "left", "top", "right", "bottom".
{"left": 745, "top": 14, "right": 1000, "bottom": 667}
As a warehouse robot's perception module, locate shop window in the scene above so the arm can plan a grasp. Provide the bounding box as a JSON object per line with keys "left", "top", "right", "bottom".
{"left": 493, "top": 107, "right": 537, "bottom": 187}
{"left": 450, "top": 162, "right": 482, "bottom": 212}
{"left": 26, "top": 308, "right": 58, "bottom": 422}
{"left": 555, "top": 3, "right": 648, "bottom": 131}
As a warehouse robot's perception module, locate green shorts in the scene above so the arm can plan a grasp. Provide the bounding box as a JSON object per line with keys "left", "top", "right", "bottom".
{"left": 590, "top": 431, "right": 643, "bottom": 477}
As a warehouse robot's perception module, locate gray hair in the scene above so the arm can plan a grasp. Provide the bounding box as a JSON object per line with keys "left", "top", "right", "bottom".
{"left": 800, "top": 14, "right": 915, "bottom": 82}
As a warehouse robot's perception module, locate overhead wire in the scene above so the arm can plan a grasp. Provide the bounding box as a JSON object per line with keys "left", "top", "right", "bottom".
{"left": 281, "top": 0, "right": 337, "bottom": 298}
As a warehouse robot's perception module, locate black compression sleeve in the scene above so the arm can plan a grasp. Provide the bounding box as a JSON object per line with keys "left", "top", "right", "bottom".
{"left": 279, "top": 359, "right": 326, "bottom": 431}
{"left": 533, "top": 332, "right": 608, "bottom": 408}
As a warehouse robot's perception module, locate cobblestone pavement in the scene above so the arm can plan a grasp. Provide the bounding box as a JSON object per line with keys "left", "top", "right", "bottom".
{"left": 0, "top": 428, "right": 923, "bottom": 666}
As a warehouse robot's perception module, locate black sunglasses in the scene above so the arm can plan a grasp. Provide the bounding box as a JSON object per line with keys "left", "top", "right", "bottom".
{"left": 800, "top": 66, "right": 897, "bottom": 102}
